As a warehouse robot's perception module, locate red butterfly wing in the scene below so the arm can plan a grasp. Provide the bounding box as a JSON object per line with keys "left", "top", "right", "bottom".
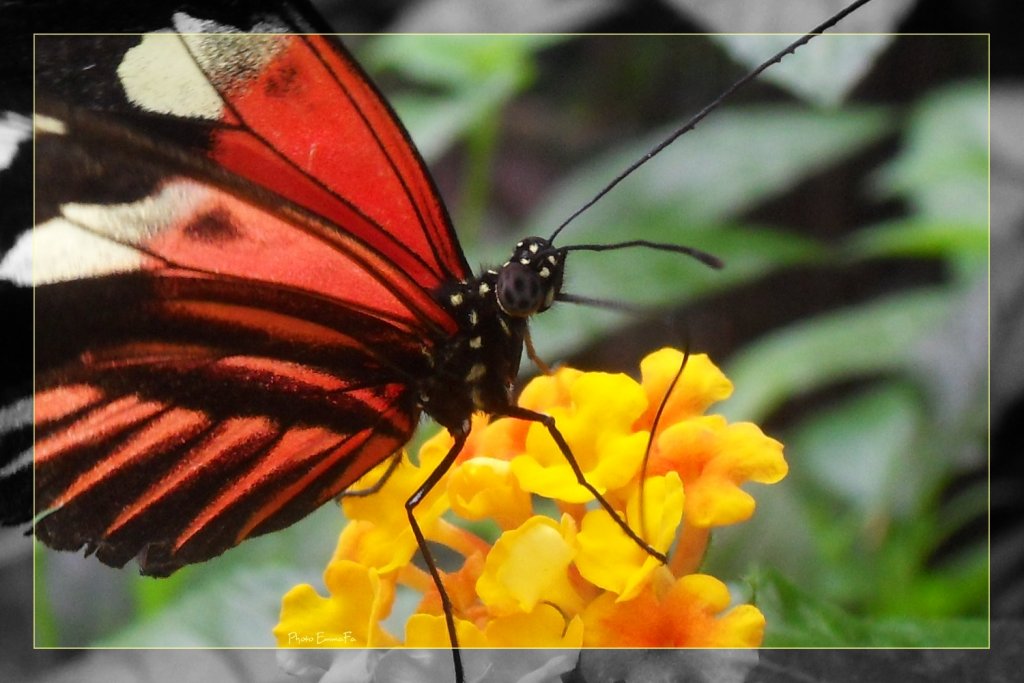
{"left": 32, "top": 28, "right": 461, "bottom": 574}
{"left": 117, "top": 25, "right": 471, "bottom": 289}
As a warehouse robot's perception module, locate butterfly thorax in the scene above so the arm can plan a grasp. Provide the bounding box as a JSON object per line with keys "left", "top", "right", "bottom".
{"left": 420, "top": 237, "right": 565, "bottom": 433}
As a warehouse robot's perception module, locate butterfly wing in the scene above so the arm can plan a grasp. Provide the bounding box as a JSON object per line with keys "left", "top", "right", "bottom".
{"left": 32, "top": 27, "right": 464, "bottom": 574}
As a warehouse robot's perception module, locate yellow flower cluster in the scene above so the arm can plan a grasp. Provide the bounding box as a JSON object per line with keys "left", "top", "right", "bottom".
{"left": 275, "top": 348, "right": 786, "bottom": 661}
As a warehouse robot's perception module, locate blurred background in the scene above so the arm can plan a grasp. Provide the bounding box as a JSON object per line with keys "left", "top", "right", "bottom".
{"left": 0, "top": 0, "right": 1015, "bottom": 681}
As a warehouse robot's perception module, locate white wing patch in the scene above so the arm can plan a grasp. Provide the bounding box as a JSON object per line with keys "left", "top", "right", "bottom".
{"left": 178, "top": 31, "right": 286, "bottom": 95}
{"left": 120, "top": 14, "right": 287, "bottom": 120}
{"left": 0, "top": 398, "right": 32, "bottom": 478}
{"left": 118, "top": 33, "right": 224, "bottom": 120}
{"left": 0, "top": 229, "right": 33, "bottom": 286}
{"left": 33, "top": 113, "right": 67, "bottom": 136}
{"left": 32, "top": 181, "right": 210, "bottom": 285}
{"left": 30, "top": 218, "right": 143, "bottom": 285}
{"left": 172, "top": 11, "right": 290, "bottom": 35}
{"left": 0, "top": 111, "right": 31, "bottom": 168}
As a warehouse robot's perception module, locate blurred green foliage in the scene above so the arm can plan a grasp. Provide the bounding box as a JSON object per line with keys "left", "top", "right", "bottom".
{"left": 37, "top": 32, "right": 987, "bottom": 648}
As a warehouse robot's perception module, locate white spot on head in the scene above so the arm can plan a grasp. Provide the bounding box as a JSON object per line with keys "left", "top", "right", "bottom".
{"left": 539, "top": 267, "right": 550, "bottom": 278}
{"left": 519, "top": 258, "right": 530, "bottom": 266}
{"left": 547, "top": 255, "right": 558, "bottom": 265}
{"left": 516, "top": 241, "right": 524, "bottom": 248}
{"left": 528, "top": 243, "right": 539, "bottom": 253}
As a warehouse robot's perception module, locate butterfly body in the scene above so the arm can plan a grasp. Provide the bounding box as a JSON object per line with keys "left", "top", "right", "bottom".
{"left": 424, "top": 237, "right": 565, "bottom": 432}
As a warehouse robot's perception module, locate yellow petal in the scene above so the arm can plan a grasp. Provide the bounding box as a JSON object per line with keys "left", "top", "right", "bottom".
{"left": 639, "top": 349, "right": 733, "bottom": 427}
{"left": 404, "top": 613, "right": 487, "bottom": 648}
{"left": 274, "top": 560, "right": 398, "bottom": 648}
{"left": 576, "top": 473, "right": 683, "bottom": 601}
{"left": 484, "top": 603, "right": 584, "bottom": 648}
{"left": 448, "top": 457, "right": 532, "bottom": 530}
{"left": 475, "top": 515, "right": 582, "bottom": 616}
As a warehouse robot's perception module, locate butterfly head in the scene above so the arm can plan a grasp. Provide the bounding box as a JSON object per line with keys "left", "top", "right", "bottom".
{"left": 496, "top": 237, "right": 566, "bottom": 318}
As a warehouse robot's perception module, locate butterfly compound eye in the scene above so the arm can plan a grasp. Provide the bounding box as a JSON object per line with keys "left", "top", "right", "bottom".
{"left": 497, "top": 262, "right": 544, "bottom": 317}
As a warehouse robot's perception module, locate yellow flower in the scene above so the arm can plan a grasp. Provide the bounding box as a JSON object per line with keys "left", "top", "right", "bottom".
{"left": 274, "top": 559, "right": 399, "bottom": 648}
{"left": 581, "top": 573, "right": 765, "bottom": 647}
{"left": 476, "top": 514, "right": 583, "bottom": 616}
{"left": 576, "top": 472, "right": 683, "bottom": 601}
{"left": 638, "top": 347, "right": 734, "bottom": 426}
{"left": 276, "top": 347, "right": 785, "bottom": 676}
{"left": 510, "top": 372, "right": 649, "bottom": 503}
{"left": 650, "top": 415, "right": 787, "bottom": 528}
{"left": 337, "top": 443, "right": 451, "bottom": 573}
{"left": 407, "top": 602, "right": 583, "bottom": 649}
{"left": 447, "top": 457, "right": 532, "bottom": 530}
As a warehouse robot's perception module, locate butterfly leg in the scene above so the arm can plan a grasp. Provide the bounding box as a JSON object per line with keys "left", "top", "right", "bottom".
{"left": 336, "top": 450, "right": 403, "bottom": 499}
{"left": 405, "top": 429, "right": 468, "bottom": 683}
{"left": 501, "top": 406, "right": 668, "bottom": 563}
{"left": 524, "top": 327, "right": 552, "bottom": 375}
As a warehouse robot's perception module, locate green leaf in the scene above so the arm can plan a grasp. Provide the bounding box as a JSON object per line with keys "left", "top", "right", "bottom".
{"left": 385, "top": 79, "right": 518, "bottom": 164}
{"left": 511, "top": 105, "right": 890, "bottom": 356}
{"left": 108, "top": 504, "right": 343, "bottom": 646}
{"left": 721, "top": 289, "right": 954, "bottom": 422}
{"left": 754, "top": 567, "right": 988, "bottom": 647}
{"left": 786, "top": 381, "right": 926, "bottom": 514}
{"left": 868, "top": 616, "right": 989, "bottom": 647}
{"left": 102, "top": 564, "right": 313, "bottom": 647}
{"left": 843, "top": 216, "right": 989, "bottom": 263}
{"left": 872, "top": 80, "right": 988, "bottom": 221}
{"left": 33, "top": 544, "right": 60, "bottom": 647}
{"left": 527, "top": 105, "right": 890, "bottom": 235}
{"left": 364, "top": 35, "right": 559, "bottom": 89}
{"left": 874, "top": 537, "right": 989, "bottom": 619}
{"left": 713, "top": 34, "right": 895, "bottom": 107}
{"left": 361, "top": 36, "right": 557, "bottom": 164}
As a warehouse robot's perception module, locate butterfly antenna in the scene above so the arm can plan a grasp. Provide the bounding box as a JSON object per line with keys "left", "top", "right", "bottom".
{"left": 563, "top": 240, "right": 723, "bottom": 269}
{"left": 548, "top": 0, "right": 876, "bottom": 243}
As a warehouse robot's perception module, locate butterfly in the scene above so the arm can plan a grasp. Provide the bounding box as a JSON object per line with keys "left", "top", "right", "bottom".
{"left": 29, "top": 15, "right": 717, "bottom": 577}
{"left": 17, "top": 1, "right": 879, "bottom": 679}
